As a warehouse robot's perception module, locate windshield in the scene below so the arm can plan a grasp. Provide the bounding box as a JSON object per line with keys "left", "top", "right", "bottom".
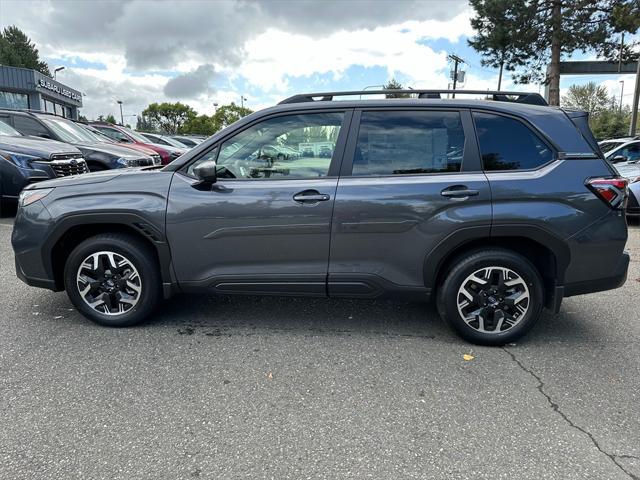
{"left": 82, "top": 124, "right": 115, "bottom": 142}
{"left": 160, "top": 136, "right": 188, "bottom": 148}
{"left": 0, "top": 120, "right": 21, "bottom": 136}
{"left": 600, "top": 141, "right": 624, "bottom": 154}
{"left": 121, "top": 127, "right": 151, "bottom": 143}
{"left": 39, "top": 116, "right": 101, "bottom": 143}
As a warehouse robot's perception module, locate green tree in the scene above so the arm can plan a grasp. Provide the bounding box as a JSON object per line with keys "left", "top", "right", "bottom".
{"left": 0, "top": 26, "right": 50, "bottom": 76}
{"left": 590, "top": 107, "right": 632, "bottom": 140}
{"left": 468, "top": 0, "right": 537, "bottom": 90}
{"left": 180, "top": 114, "right": 217, "bottom": 136}
{"left": 135, "top": 115, "right": 157, "bottom": 133}
{"left": 468, "top": 0, "right": 640, "bottom": 106}
{"left": 105, "top": 114, "right": 117, "bottom": 125}
{"left": 141, "top": 102, "right": 197, "bottom": 134}
{"left": 212, "top": 103, "right": 253, "bottom": 131}
{"left": 562, "top": 82, "right": 611, "bottom": 115}
{"left": 78, "top": 114, "right": 88, "bottom": 122}
{"left": 383, "top": 78, "right": 409, "bottom": 98}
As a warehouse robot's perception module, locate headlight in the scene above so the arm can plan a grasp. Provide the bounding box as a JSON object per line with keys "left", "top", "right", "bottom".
{"left": 0, "top": 151, "right": 42, "bottom": 168}
{"left": 19, "top": 188, "right": 54, "bottom": 207}
{"left": 116, "top": 157, "right": 140, "bottom": 167}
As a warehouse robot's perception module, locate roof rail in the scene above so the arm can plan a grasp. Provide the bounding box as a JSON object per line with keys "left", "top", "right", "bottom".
{"left": 279, "top": 89, "right": 548, "bottom": 106}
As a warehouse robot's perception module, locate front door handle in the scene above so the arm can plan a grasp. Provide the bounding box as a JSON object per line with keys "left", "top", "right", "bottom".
{"left": 293, "top": 190, "right": 331, "bottom": 203}
{"left": 441, "top": 186, "right": 479, "bottom": 198}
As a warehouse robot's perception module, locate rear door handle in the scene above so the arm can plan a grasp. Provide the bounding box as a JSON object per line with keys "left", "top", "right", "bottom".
{"left": 293, "top": 190, "right": 331, "bottom": 203}
{"left": 441, "top": 186, "right": 479, "bottom": 198}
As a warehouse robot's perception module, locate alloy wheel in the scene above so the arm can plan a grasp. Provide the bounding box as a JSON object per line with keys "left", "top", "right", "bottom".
{"left": 76, "top": 251, "right": 142, "bottom": 316}
{"left": 456, "top": 266, "right": 530, "bottom": 334}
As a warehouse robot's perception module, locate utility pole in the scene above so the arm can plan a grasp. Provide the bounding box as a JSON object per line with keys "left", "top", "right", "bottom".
{"left": 241, "top": 96, "right": 247, "bottom": 109}
{"left": 630, "top": 60, "right": 640, "bottom": 136}
{"left": 619, "top": 81, "right": 624, "bottom": 112}
{"left": 448, "top": 54, "right": 465, "bottom": 98}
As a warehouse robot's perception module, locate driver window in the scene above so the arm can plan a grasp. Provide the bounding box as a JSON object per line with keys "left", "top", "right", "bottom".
{"left": 215, "top": 112, "right": 344, "bottom": 179}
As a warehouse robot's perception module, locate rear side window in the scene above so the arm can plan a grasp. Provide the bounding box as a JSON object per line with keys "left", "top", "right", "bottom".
{"left": 351, "top": 111, "right": 465, "bottom": 176}
{"left": 474, "top": 112, "right": 554, "bottom": 171}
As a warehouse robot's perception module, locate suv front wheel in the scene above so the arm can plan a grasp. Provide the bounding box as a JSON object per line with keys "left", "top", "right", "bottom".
{"left": 437, "top": 248, "right": 544, "bottom": 345}
{"left": 63, "top": 233, "right": 161, "bottom": 327}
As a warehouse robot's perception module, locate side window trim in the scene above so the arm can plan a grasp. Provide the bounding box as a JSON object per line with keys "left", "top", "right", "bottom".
{"left": 180, "top": 109, "right": 353, "bottom": 181}
{"left": 340, "top": 107, "right": 476, "bottom": 178}
{"left": 471, "top": 109, "right": 558, "bottom": 173}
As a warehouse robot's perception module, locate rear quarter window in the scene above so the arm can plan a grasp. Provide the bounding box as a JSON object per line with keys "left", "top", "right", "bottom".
{"left": 473, "top": 112, "right": 554, "bottom": 171}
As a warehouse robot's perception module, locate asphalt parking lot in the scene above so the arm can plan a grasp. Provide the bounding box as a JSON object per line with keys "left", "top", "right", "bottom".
{"left": 1, "top": 216, "right": 639, "bottom": 480}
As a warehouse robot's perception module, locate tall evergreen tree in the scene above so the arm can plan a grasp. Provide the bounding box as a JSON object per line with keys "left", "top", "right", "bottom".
{"left": 0, "top": 26, "right": 50, "bottom": 76}
{"left": 468, "top": 0, "right": 640, "bottom": 106}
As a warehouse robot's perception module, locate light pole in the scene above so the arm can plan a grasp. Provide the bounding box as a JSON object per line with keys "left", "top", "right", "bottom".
{"left": 54, "top": 66, "right": 65, "bottom": 80}
{"left": 240, "top": 96, "right": 247, "bottom": 109}
{"left": 619, "top": 81, "right": 625, "bottom": 112}
{"left": 116, "top": 100, "right": 124, "bottom": 126}
{"left": 213, "top": 102, "right": 218, "bottom": 114}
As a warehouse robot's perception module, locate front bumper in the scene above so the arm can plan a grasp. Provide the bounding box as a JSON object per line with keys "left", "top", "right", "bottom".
{"left": 11, "top": 200, "right": 61, "bottom": 291}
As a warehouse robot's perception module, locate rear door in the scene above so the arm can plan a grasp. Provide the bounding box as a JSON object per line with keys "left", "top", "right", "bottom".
{"left": 328, "top": 108, "right": 491, "bottom": 297}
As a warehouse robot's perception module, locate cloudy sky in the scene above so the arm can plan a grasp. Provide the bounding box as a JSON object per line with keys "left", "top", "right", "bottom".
{"left": 0, "top": 0, "right": 637, "bottom": 120}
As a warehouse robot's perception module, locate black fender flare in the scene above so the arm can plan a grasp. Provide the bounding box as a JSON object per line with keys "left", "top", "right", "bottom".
{"left": 423, "top": 223, "right": 571, "bottom": 289}
{"left": 43, "top": 212, "right": 176, "bottom": 295}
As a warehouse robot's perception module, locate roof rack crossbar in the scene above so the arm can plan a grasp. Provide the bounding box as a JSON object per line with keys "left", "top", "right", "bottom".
{"left": 279, "top": 89, "right": 548, "bottom": 106}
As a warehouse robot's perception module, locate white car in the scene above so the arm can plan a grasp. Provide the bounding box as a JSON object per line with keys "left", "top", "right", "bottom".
{"left": 599, "top": 137, "right": 637, "bottom": 155}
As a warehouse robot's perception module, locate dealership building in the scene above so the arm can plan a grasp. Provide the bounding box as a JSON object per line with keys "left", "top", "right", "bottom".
{"left": 0, "top": 65, "right": 82, "bottom": 119}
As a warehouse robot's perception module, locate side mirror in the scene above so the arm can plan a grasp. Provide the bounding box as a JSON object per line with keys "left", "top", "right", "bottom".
{"left": 119, "top": 137, "right": 132, "bottom": 144}
{"left": 611, "top": 155, "right": 628, "bottom": 164}
{"left": 36, "top": 132, "right": 52, "bottom": 139}
{"left": 193, "top": 160, "right": 217, "bottom": 185}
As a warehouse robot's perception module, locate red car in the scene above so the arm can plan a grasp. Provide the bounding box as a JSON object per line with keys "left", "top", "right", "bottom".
{"left": 80, "top": 124, "right": 162, "bottom": 165}
{"left": 90, "top": 123, "right": 185, "bottom": 165}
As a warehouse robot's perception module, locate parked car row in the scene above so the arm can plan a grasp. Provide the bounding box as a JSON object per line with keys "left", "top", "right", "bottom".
{"left": 0, "top": 108, "right": 204, "bottom": 213}
{"left": 599, "top": 136, "right": 640, "bottom": 219}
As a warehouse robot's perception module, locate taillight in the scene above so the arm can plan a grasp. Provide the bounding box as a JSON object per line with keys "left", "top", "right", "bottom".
{"left": 586, "top": 177, "right": 628, "bottom": 209}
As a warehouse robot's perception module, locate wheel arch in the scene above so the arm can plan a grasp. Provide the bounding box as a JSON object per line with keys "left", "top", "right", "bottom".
{"left": 424, "top": 225, "right": 571, "bottom": 307}
{"left": 45, "top": 213, "right": 176, "bottom": 296}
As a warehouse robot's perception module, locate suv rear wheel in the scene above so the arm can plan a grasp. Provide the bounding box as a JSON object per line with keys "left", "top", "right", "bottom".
{"left": 63, "top": 233, "right": 161, "bottom": 327}
{"left": 437, "top": 249, "right": 544, "bottom": 345}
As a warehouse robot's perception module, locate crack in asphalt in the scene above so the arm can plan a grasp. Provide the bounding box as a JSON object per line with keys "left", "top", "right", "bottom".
{"left": 502, "top": 347, "right": 639, "bottom": 480}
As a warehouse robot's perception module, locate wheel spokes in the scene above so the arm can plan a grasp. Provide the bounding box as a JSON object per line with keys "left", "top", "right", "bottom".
{"left": 76, "top": 251, "right": 142, "bottom": 316}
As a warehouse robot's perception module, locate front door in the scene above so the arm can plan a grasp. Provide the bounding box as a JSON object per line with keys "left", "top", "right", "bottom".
{"left": 166, "top": 110, "right": 350, "bottom": 295}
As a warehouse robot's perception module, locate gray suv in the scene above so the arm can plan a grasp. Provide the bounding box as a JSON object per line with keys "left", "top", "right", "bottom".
{"left": 11, "top": 90, "right": 630, "bottom": 345}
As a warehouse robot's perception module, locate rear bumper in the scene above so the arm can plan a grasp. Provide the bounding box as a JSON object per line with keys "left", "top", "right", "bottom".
{"left": 563, "top": 251, "right": 629, "bottom": 297}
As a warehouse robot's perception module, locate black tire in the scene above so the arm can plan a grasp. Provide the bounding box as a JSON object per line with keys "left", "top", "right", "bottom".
{"left": 437, "top": 248, "right": 544, "bottom": 346}
{"left": 63, "top": 233, "right": 161, "bottom": 327}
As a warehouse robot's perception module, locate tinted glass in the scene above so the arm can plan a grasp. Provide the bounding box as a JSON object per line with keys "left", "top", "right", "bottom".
{"left": 95, "top": 126, "right": 130, "bottom": 142}
{"left": 600, "top": 142, "right": 624, "bottom": 154}
{"left": 618, "top": 143, "right": 640, "bottom": 161}
{"left": 474, "top": 112, "right": 554, "bottom": 171}
{"left": 351, "top": 111, "right": 465, "bottom": 176}
{"left": 215, "top": 112, "right": 344, "bottom": 179}
{"left": 39, "top": 116, "right": 99, "bottom": 143}
{"left": 0, "top": 119, "right": 21, "bottom": 136}
{"left": 13, "top": 116, "right": 49, "bottom": 137}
